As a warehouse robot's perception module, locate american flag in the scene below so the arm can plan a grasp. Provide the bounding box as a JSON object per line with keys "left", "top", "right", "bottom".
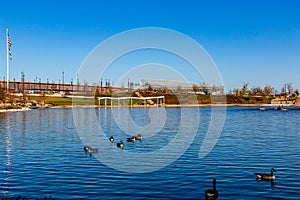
{"left": 7, "top": 32, "right": 12, "bottom": 60}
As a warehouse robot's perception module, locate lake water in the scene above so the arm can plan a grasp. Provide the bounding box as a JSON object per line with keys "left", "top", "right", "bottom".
{"left": 0, "top": 106, "right": 299, "bottom": 199}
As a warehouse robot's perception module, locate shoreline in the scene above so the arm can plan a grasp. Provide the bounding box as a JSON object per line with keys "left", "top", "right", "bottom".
{"left": 1, "top": 103, "right": 299, "bottom": 113}
{"left": 0, "top": 107, "right": 31, "bottom": 113}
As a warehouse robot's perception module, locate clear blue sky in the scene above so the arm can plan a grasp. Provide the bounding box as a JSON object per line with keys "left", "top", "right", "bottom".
{"left": 0, "top": 0, "right": 299, "bottom": 92}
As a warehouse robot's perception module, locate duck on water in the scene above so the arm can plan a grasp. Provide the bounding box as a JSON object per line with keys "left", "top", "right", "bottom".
{"left": 117, "top": 140, "right": 124, "bottom": 149}
{"left": 109, "top": 136, "right": 114, "bottom": 143}
{"left": 83, "top": 145, "right": 98, "bottom": 155}
{"left": 255, "top": 168, "right": 276, "bottom": 180}
{"left": 134, "top": 134, "right": 142, "bottom": 141}
{"left": 126, "top": 137, "right": 135, "bottom": 142}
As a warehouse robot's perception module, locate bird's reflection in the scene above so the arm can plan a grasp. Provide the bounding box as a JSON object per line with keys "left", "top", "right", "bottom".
{"left": 256, "top": 178, "right": 275, "bottom": 188}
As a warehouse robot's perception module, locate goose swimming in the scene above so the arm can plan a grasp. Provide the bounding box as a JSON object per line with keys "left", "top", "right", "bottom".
{"left": 126, "top": 137, "right": 135, "bottom": 142}
{"left": 83, "top": 145, "right": 98, "bottom": 155}
{"left": 109, "top": 136, "right": 114, "bottom": 143}
{"left": 255, "top": 168, "right": 276, "bottom": 180}
{"left": 205, "top": 179, "right": 218, "bottom": 200}
{"left": 117, "top": 140, "right": 124, "bottom": 149}
{"left": 134, "top": 134, "right": 142, "bottom": 141}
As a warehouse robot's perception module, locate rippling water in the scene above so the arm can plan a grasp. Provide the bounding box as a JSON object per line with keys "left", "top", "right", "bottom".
{"left": 0, "top": 106, "right": 299, "bottom": 199}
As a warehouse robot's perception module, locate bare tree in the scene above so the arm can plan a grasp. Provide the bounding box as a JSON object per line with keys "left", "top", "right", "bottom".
{"left": 286, "top": 83, "right": 293, "bottom": 94}
{"left": 162, "top": 86, "right": 168, "bottom": 94}
{"left": 281, "top": 84, "right": 287, "bottom": 95}
{"left": 233, "top": 88, "right": 240, "bottom": 96}
{"left": 192, "top": 84, "right": 199, "bottom": 93}
{"left": 241, "top": 82, "right": 249, "bottom": 96}
{"left": 250, "top": 86, "right": 263, "bottom": 96}
{"left": 263, "top": 85, "right": 275, "bottom": 96}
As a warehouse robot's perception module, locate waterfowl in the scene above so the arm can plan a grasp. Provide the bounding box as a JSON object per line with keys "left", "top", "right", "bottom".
{"left": 276, "top": 105, "right": 286, "bottom": 111}
{"left": 126, "top": 137, "right": 135, "bottom": 142}
{"left": 83, "top": 145, "right": 98, "bottom": 155}
{"left": 117, "top": 140, "right": 124, "bottom": 149}
{"left": 84, "top": 145, "right": 91, "bottom": 152}
{"left": 255, "top": 168, "right": 276, "bottom": 180}
{"left": 134, "top": 134, "right": 142, "bottom": 141}
{"left": 205, "top": 179, "right": 218, "bottom": 200}
{"left": 109, "top": 136, "right": 114, "bottom": 143}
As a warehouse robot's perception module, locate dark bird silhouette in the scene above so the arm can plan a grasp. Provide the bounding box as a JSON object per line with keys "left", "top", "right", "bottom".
{"left": 109, "top": 136, "right": 114, "bottom": 143}
{"left": 134, "top": 134, "right": 142, "bottom": 141}
{"left": 126, "top": 137, "right": 135, "bottom": 142}
{"left": 205, "top": 179, "right": 218, "bottom": 200}
{"left": 117, "top": 140, "right": 124, "bottom": 149}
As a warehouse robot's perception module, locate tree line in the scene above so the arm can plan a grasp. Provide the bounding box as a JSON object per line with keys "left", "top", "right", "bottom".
{"left": 229, "top": 82, "right": 299, "bottom": 97}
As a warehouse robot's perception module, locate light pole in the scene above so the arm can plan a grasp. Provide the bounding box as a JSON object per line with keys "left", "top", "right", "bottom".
{"left": 71, "top": 78, "right": 73, "bottom": 94}
{"left": 62, "top": 71, "right": 64, "bottom": 93}
{"left": 21, "top": 72, "right": 25, "bottom": 94}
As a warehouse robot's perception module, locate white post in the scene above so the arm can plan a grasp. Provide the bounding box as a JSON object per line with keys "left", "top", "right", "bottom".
{"left": 6, "top": 28, "right": 9, "bottom": 93}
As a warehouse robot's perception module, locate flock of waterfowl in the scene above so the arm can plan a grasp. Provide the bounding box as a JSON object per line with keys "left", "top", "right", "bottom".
{"left": 204, "top": 168, "right": 276, "bottom": 199}
{"left": 83, "top": 134, "right": 143, "bottom": 155}
{"left": 110, "top": 133, "right": 143, "bottom": 149}
{"left": 83, "top": 139, "right": 276, "bottom": 199}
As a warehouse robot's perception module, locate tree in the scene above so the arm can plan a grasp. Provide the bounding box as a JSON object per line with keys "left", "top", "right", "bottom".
{"left": 286, "top": 83, "right": 293, "bottom": 94}
{"left": 281, "top": 84, "right": 287, "bottom": 95}
{"left": 0, "top": 85, "right": 5, "bottom": 103}
{"left": 109, "top": 85, "right": 113, "bottom": 93}
{"left": 147, "top": 84, "right": 153, "bottom": 92}
{"left": 263, "top": 85, "right": 275, "bottom": 96}
{"left": 162, "top": 86, "right": 168, "bottom": 94}
{"left": 192, "top": 84, "right": 199, "bottom": 93}
{"left": 241, "top": 82, "right": 249, "bottom": 96}
{"left": 250, "top": 86, "right": 263, "bottom": 96}
{"left": 94, "top": 87, "right": 100, "bottom": 97}
{"left": 233, "top": 88, "right": 240, "bottom": 96}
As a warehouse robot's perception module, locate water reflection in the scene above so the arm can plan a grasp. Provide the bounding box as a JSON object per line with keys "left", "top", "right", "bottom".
{"left": 0, "top": 107, "right": 299, "bottom": 199}
{"left": 3, "top": 115, "right": 13, "bottom": 196}
{"left": 256, "top": 178, "right": 275, "bottom": 189}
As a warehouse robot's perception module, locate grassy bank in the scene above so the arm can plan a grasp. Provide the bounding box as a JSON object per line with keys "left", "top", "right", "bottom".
{"left": 8, "top": 93, "right": 278, "bottom": 107}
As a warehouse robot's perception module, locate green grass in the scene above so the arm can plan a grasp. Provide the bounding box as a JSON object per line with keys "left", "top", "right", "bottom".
{"left": 24, "top": 93, "right": 276, "bottom": 106}
{"left": 28, "top": 96, "right": 97, "bottom": 106}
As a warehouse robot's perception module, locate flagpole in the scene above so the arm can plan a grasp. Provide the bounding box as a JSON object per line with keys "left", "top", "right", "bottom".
{"left": 6, "top": 28, "right": 9, "bottom": 93}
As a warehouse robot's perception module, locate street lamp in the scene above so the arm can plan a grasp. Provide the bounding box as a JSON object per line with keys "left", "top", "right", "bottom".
{"left": 62, "top": 71, "right": 64, "bottom": 92}
{"left": 71, "top": 78, "right": 73, "bottom": 94}
{"left": 21, "top": 72, "right": 25, "bottom": 93}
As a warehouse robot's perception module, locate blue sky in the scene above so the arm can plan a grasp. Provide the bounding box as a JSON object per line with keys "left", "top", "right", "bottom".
{"left": 0, "top": 0, "right": 299, "bottom": 92}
